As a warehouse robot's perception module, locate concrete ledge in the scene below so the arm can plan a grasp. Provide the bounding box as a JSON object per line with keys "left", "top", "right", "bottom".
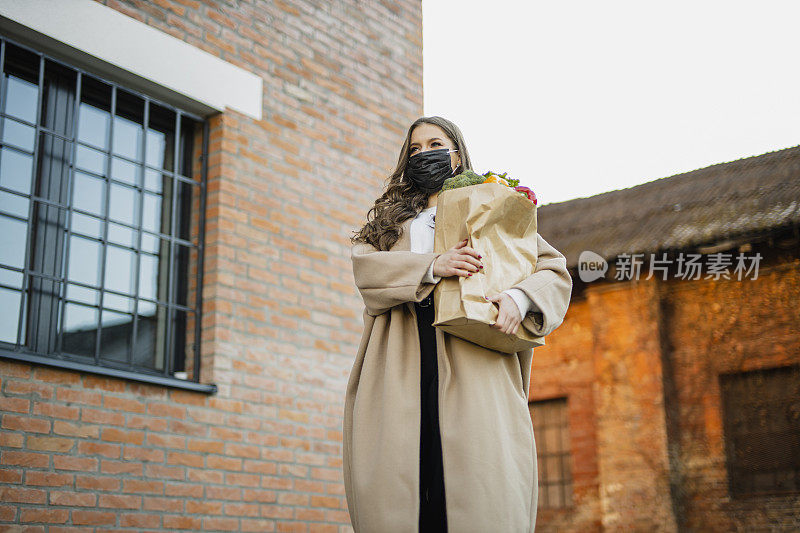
{"left": 0, "top": 0, "right": 263, "bottom": 120}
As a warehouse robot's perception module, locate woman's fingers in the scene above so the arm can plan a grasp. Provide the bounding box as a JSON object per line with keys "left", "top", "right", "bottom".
{"left": 450, "top": 263, "right": 473, "bottom": 277}
{"left": 458, "top": 254, "right": 482, "bottom": 270}
{"left": 495, "top": 319, "right": 509, "bottom": 333}
{"left": 439, "top": 241, "right": 483, "bottom": 278}
{"left": 497, "top": 318, "right": 518, "bottom": 335}
{"left": 504, "top": 317, "right": 521, "bottom": 335}
{"left": 488, "top": 294, "right": 521, "bottom": 334}
{"left": 492, "top": 305, "right": 505, "bottom": 329}
{"left": 451, "top": 241, "right": 481, "bottom": 258}
{"left": 499, "top": 312, "right": 511, "bottom": 334}
{"left": 459, "top": 246, "right": 481, "bottom": 258}
{"left": 455, "top": 260, "right": 480, "bottom": 272}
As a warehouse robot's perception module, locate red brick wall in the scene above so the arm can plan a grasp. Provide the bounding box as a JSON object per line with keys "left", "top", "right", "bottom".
{"left": 1, "top": 0, "right": 423, "bottom": 531}
{"left": 529, "top": 298, "right": 602, "bottom": 532}
{"left": 665, "top": 257, "right": 800, "bottom": 531}
{"left": 531, "top": 246, "right": 800, "bottom": 531}
{"left": 531, "top": 279, "right": 677, "bottom": 531}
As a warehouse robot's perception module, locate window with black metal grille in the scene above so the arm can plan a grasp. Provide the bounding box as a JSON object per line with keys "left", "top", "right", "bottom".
{"left": 720, "top": 365, "right": 800, "bottom": 497}
{"left": 0, "top": 36, "right": 212, "bottom": 392}
{"left": 529, "top": 397, "right": 573, "bottom": 508}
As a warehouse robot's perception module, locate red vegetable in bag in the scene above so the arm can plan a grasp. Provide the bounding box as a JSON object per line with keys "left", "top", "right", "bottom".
{"left": 514, "top": 186, "right": 537, "bottom": 205}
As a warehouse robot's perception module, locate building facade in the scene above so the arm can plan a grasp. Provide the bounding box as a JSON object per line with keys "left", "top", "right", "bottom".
{"left": 531, "top": 146, "right": 800, "bottom": 531}
{"left": 0, "top": 0, "right": 422, "bottom": 530}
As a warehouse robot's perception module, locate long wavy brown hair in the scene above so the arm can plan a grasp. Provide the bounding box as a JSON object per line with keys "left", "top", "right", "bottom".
{"left": 351, "top": 116, "right": 473, "bottom": 251}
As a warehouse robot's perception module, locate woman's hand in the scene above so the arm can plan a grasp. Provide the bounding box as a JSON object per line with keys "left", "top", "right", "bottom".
{"left": 433, "top": 238, "right": 483, "bottom": 278}
{"left": 486, "top": 293, "right": 522, "bottom": 335}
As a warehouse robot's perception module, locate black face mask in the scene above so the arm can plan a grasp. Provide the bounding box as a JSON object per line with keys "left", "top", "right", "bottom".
{"left": 405, "top": 148, "right": 459, "bottom": 193}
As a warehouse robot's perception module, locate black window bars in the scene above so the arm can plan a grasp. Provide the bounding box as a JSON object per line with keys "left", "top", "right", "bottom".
{"left": 530, "top": 397, "right": 573, "bottom": 508}
{"left": 0, "top": 35, "right": 214, "bottom": 393}
{"left": 720, "top": 365, "right": 800, "bottom": 497}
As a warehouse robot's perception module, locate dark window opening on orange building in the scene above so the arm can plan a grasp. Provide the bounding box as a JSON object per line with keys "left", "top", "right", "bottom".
{"left": 720, "top": 365, "right": 800, "bottom": 498}
{"left": 530, "top": 397, "right": 573, "bottom": 508}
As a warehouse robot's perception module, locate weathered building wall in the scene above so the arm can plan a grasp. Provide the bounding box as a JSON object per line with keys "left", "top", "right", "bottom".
{"left": 531, "top": 243, "right": 800, "bottom": 531}
{"left": 529, "top": 298, "right": 602, "bottom": 532}
{"left": 665, "top": 254, "right": 800, "bottom": 531}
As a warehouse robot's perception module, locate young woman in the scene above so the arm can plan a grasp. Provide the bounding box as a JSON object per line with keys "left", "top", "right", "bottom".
{"left": 343, "top": 116, "right": 572, "bottom": 532}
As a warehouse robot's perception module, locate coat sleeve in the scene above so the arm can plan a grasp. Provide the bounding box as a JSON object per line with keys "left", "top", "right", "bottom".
{"left": 508, "top": 233, "right": 572, "bottom": 337}
{"left": 351, "top": 241, "right": 441, "bottom": 316}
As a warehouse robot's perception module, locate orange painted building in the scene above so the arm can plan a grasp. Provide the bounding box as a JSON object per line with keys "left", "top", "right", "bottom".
{"left": 531, "top": 146, "right": 800, "bottom": 531}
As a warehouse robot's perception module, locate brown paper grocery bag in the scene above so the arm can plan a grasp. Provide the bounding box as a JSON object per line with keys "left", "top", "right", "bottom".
{"left": 432, "top": 182, "right": 544, "bottom": 353}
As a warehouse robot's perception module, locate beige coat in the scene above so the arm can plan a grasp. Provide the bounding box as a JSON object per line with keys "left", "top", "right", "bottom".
{"left": 343, "top": 217, "right": 572, "bottom": 533}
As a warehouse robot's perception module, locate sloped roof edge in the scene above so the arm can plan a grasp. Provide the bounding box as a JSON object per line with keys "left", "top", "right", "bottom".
{"left": 537, "top": 145, "right": 800, "bottom": 269}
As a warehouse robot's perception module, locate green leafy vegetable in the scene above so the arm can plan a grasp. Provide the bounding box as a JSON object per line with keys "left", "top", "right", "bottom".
{"left": 441, "top": 170, "right": 486, "bottom": 191}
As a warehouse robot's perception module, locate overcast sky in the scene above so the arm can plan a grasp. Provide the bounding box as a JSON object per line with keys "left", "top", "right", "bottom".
{"left": 422, "top": 0, "right": 800, "bottom": 206}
